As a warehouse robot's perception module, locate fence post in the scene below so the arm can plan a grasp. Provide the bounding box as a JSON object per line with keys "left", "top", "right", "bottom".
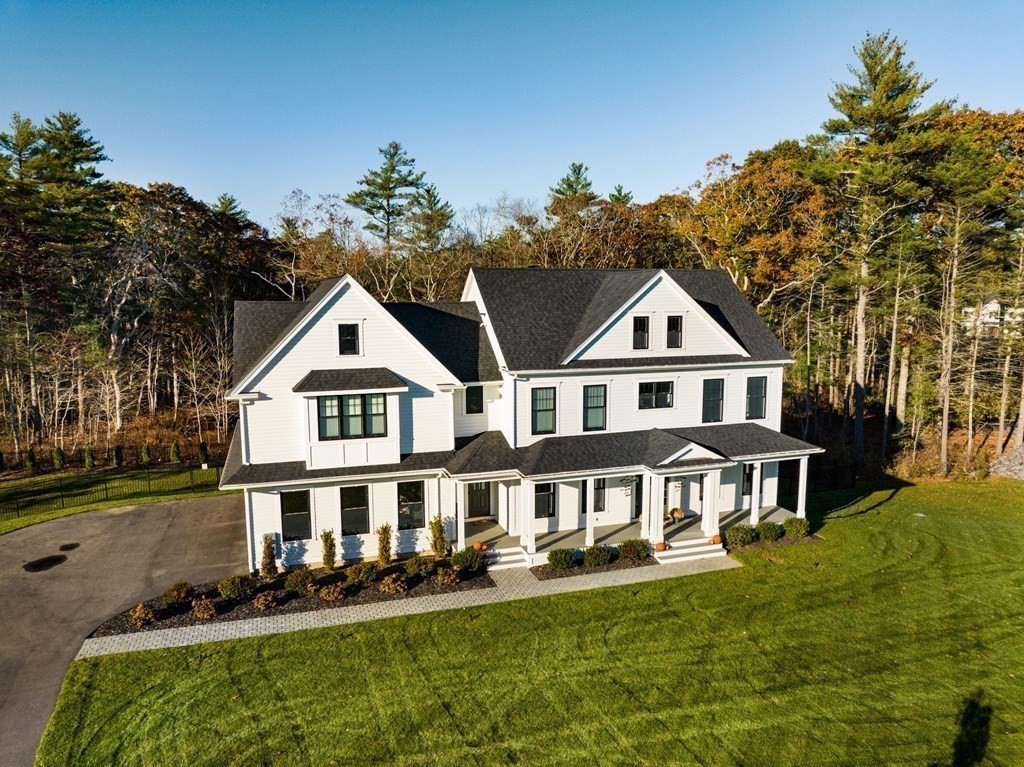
{"left": 146, "top": 466, "right": 152, "bottom": 495}
{"left": 58, "top": 475, "right": 65, "bottom": 510}
{"left": 103, "top": 473, "right": 110, "bottom": 501}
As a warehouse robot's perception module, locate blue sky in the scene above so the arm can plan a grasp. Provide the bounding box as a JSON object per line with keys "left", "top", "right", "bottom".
{"left": 2, "top": 0, "right": 1022, "bottom": 228}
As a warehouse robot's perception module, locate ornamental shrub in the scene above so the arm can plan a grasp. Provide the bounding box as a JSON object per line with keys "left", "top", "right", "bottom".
{"left": 318, "top": 583, "right": 345, "bottom": 603}
{"left": 260, "top": 534, "right": 278, "bottom": 580}
{"left": 379, "top": 573, "right": 408, "bottom": 595}
{"left": 756, "top": 520, "right": 783, "bottom": 543}
{"left": 129, "top": 603, "right": 156, "bottom": 629}
{"left": 405, "top": 553, "right": 434, "bottom": 578}
{"left": 725, "top": 523, "right": 758, "bottom": 549}
{"left": 617, "top": 538, "right": 650, "bottom": 562}
{"left": 451, "top": 546, "right": 484, "bottom": 573}
{"left": 321, "top": 528, "right": 337, "bottom": 571}
{"left": 346, "top": 562, "right": 378, "bottom": 586}
{"left": 435, "top": 567, "right": 459, "bottom": 587}
{"left": 84, "top": 444, "right": 95, "bottom": 469}
{"left": 284, "top": 568, "right": 315, "bottom": 595}
{"left": 783, "top": 517, "right": 810, "bottom": 539}
{"left": 52, "top": 446, "right": 64, "bottom": 471}
{"left": 429, "top": 514, "right": 448, "bottom": 557}
{"left": 253, "top": 591, "right": 277, "bottom": 611}
{"left": 192, "top": 597, "right": 216, "bottom": 620}
{"left": 376, "top": 523, "right": 393, "bottom": 565}
{"left": 140, "top": 444, "right": 151, "bottom": 466}
{"left": 218, "top": 575, "right": 255, "bottom": 600}
{"left": 163, "top": 580, "right": 193, "bottom": 606}
{"left": 170, "top": 440, "right": 181, "bottom": 463}
{"left": 583, "top": 544, "right": 613, "bottom": 568}
{"left": 198, "top": 441, "right": 209, "bottom": 464}
{"left": 547, "top": 548, "right": 576, "bottom": 570}
{"left": 24, "top": 448, "right": 37, "bottom": 473}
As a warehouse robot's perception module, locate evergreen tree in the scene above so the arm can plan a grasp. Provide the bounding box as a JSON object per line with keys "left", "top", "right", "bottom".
{"left": 608, "top": 185, "right": 633, "bottom": 205}
{"left": 548, "top": 162, "right": 599, "bottom": 219}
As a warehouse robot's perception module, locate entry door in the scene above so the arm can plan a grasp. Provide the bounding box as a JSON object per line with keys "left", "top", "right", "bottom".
{"left": 467, "top": 482, "right": 492, "bottom": 518}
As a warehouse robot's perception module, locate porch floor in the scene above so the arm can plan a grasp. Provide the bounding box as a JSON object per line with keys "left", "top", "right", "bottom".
{"left": 720, "top": 505, "right": 795, "bottom": 527}
{"left": 464, "top": 519, "right": 518, "bottom": 550}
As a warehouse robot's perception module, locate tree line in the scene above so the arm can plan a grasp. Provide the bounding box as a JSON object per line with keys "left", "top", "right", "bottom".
{"left": 2, "top": 32, "right": 1022, "bottom": 477}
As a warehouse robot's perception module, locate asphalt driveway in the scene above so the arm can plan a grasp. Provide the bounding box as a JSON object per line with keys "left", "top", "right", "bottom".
{"left": 0, "top": 494, "right": 245, "bottom": 766}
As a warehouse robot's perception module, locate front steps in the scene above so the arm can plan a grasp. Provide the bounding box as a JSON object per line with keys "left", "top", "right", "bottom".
{"left": 653, "top": 536, "right": 727, "bottom": 565}
{"left": 485, "top": 546, "right": 529, "bottom": 570}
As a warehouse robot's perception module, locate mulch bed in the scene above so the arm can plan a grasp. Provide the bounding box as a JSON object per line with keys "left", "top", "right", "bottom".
{"left": 91, "top": 558, "right": 495, "bottom": 638}
{"left": 530, "top": 556, "right": 655, "bottom": 581}
{"left": 727, "top": 533, "right": 821, "bottom": 553}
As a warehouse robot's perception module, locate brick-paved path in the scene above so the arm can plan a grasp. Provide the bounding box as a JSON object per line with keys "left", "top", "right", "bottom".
{"left": 77, "top": 556, "right": 740, "bottom": 659}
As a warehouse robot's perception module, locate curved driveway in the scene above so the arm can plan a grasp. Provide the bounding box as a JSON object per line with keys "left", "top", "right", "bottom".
{"left": 0, "top": 494, "right": 245, "bottom": 767}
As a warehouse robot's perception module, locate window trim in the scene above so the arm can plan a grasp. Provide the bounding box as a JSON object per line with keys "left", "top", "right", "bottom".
{"left": 340, "top": 485, "right": 371, "bottom": 537}
{"left": 337, "top": 322, "right": 360, "bottom": 356}
{"left": 638, "top": 380, "right": 674, "bottom": 410}
{"left": 465, "top": 385, "right": 484, "bottom": 415}
{"left": 632, "top": 315, "right": 650, "bottom": 350}
{"left": 317, "top": 393, "right": 387, "bottom": 440}
{"left": 582, "top": 384, "right": 607, "bottom": 431}
{"left": 280, "top": 490, "right": 312, "bottom": 542}
{"left": 745, "top": 375, "right": 768, "bottom": 421}
{"left": 531, "top": 386, "right": 556, "bottom": 435}
{"left": 397, "top": 480, "right": 426, "bottom": 531}
{"left": 701, "top": 377, "right": 725, "bottom": 424}
{"left": 667, "top": 314, "right": 684, "bottom": 349}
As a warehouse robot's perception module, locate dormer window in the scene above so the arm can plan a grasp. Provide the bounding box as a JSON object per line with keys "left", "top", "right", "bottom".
{"left": 632, "top": 316, "right": 649, "bottom": 350}
{"left": 338, "top": 324, "right": 359, "bottom": 355}
{"left": 667, "top": 315, "right": 683, "bottom": 349}
{"left": 318, "top": 393, "right": 386, "bottom": 439}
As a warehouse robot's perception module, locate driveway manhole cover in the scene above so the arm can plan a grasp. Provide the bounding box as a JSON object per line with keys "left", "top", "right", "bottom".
{"left": 59, "top": 543, "right": 79, "bottom": 551}
{"left": 23, "top": 555, "right": 67, "bottom": 572}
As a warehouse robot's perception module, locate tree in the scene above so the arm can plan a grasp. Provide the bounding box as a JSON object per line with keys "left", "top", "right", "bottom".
{"left": 608, "top": 185, "right": 634, "bottom": 205}
{"left": 547, "top": 162, "right": 599, "bottom": 219}
{"left": 401, "top": 184, "right": 461, "bottom": 301}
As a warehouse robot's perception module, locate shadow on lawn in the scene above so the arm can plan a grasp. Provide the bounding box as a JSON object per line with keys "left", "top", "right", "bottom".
{"left": 929, "top": 689, "right": 992, "bottom": 767}
{"left": 780, "top": 476, "right": 913, "bottom": 534}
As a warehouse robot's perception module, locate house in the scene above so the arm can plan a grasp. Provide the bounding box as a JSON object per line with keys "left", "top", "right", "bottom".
{"left": 220, "top": 268, "right": 824, "bottom": 570}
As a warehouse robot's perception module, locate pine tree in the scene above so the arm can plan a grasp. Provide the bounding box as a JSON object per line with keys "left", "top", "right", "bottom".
{"left": 608, "top": 185, "right": 633, "bottom": 205}
{"left": 548, "top": 162, "right": 599, "bottom": 219}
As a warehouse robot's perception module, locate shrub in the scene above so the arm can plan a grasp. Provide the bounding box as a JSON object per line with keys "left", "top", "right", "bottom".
{"left": 379, "top": 573, "right": 408, "bottom": 595}
{"left": 783, "top": 517, "right": 810, "bottom": 539}
{"left": 725, "top": 524, "right": 758, "bottom": 549}
{"left": 163, "top": 580, "right": 194, "bottom": 606}
{"left": 24, "top": 448, "right": 37, "bottom": 473}
{"left": 756, "top": 520, "right": 783, "bottom": 543}
{"left": 140, "top": 444, "right": 151, "bottom": 466}
{"left": 253, "top": 591, "right": 277, "bottom": 611}
{"left": 617, "top": 538, "right": 650, "bottom": 562}
{"left": 198, "top": 441, "right": 209, "bottom": 464}
{"left": 170, "top": 440, "right": 181, "bottom": 463}
{"left": 435, "top": 567, "right": 459, "bottom": 587}
{"left": 218, "top": 575, "right": 255, "bottom": 600}
{"left": 318, "top": 583, "right": 346, "bottom": 603}
{"left": 192, "top": 597, "right": 216, "bottom": 620}
{"left": 547, "top": 548, "right": 576, "bottom": 570}
{"left": 53, "top": 446, "right": 64, "bottom": 471}
{"left": 405, "top": 553, "right": 434, "bottom": 578}
{"left": 129, "top": 603, "right": 156, "bottom": 629}
{"left": 346, "top": 562, "right": 378, "bottom": 585}
{"left": 112, "top": 445, "right": 123, "bottom": 467}
{"left": 583, "top": 544, "right": 614, "bottom": 568}
{"left": 376, "top": 523, "right": 393, "bottom": 565}
{"left": 321, "top": 528, "right": 337, "bottom": 571}
{"left": 260, "top": 534, "right": 278, "bottom": 580}
{"left": 84, "top": 444, "right": 95, "bottom": 469}
{"left": 284, "top": 568, "right": 315, "bottom": 595}
{"left": 429, "top": 514, "right": 448, "bottom": 557}
{"left": 451, "top": 546, "right": 485, "bottom": 573}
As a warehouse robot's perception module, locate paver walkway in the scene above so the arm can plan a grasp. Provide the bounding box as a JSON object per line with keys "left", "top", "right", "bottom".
{"left": 77, "top": 555, "right": 740, "bottom": 659}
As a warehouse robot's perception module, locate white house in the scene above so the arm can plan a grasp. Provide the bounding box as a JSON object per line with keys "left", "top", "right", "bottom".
{"left": 221, "top": 268, "right": 824, "bottom": 569}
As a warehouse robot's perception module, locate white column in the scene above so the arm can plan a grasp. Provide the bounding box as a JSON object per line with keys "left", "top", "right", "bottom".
{"left": 650, "top": 473, "right": 666, "bottom": 545}
{"left": 749, "top": 462, "right": 762, "bottom": 525}
{"left": 638, "top": 474, "right": 650, "bottom": 541}
{"left": 585, "top": 477, "right": 595, "bottom": 547}
{"left": 521, "top": 478, "right": 535, "bottom": 553}
{"left": 796, "top": 455, "right": 809, "bottom": 519}
{"left": 455, "top": 480, "right": 466, "bottom": 551}
{"left": 700, "top": 473, "right": 715, "bottom": 536}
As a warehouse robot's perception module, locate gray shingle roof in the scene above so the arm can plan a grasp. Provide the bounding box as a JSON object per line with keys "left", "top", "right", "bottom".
{"left": 292, "top": 368, "right": 407, "bottom": 393}
{"left": 470, "top": 268, "right": 790, "bottom": 371}
{"left": 666, "top": 423, "right": 824, "bottom": 459}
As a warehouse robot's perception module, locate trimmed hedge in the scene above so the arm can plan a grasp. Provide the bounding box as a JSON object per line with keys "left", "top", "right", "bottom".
{"left": 451, "top": 546, "right": 485, "bottom": 573}
{"left": 756, "top": 520, "right": 783, "bottom": 543}
{"left": 582, "top": 544, "right": 613, "bottom": 568}
{"left": 783, "top": 517, "right": 810, "bottom": 539}
{"left": 617, "top": 538, "right": 650, "bottom": 562}
{"left": 547, "top": 548, "right": 577, "bottom": 570}
{"left": 724, "top": 523, "right": 757, "bottom": 548}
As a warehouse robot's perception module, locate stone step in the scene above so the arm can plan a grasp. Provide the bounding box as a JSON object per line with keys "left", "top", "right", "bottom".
{"left": 485, "top": 547, "right": 529, "bottom": 570}
{"left": 654, "top": 543, "right": 727, "bottom": 564}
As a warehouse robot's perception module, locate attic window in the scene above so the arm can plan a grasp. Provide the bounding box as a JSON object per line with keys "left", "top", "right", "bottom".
{"left": 632, "top": 317, "right": 649, "bottom": 350}
{"left": 667, "top": 315, "right": 683, "bottom": 349}
{"left": 338, "top": 324, "right": 359, "bottom": 355}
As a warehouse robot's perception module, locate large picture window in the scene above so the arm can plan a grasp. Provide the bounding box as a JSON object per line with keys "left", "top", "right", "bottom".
{"left": 632, "top": 316, "right": 649, "bottom": 350}
{"left": 582, "top": 384, "right": 607, "bottom": 431}
{"left": 667, "top": 315, "right": 683, "bottom": 349}
{"left": 281, "top": 490, "right": 311, "bottom": 542}
{"left": 318, "top": 393, "right": 387, "bottom": 440}
{"left": 746, "top": 376, "right": 767, "bottom": 420}
{"left": 338, "top": 323, "right": 360, "bottom": 355}
{"left": 397, "top": 481, "right": 425, "bottom": 530}
{"left": 531, "top": 387, "right": 556, "bottom": 435}
{"left": 702, "top": 378, "right": 724, "bottom": 423}
{"left": 638, "top": 381, "right": 673, "bottom": 410}
{"left": 465, "top": 385, "right": 484, "bottom": 415}
{"left": 340, "top": 485, "right": 370, "bottom": 536}
{"left": 535, "top": 483, "right": 556, "bottom": 518}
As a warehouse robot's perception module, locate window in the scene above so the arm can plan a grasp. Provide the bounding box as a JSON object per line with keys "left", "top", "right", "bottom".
{"left": 582, "top": 384, "right": 607, "bottom": 431}
{"left": 594, "top": 478, "right": 606, "bottom": 512}
{"left": 465, "top": 385, "right": 484, "bottom": 415}
{"left": 638, "top": 381, "right": 673, "bottom": 409}
{"left": 318, "top": 393, "right": 387, "bottom": 440}
{"left": 742, "top": 465, "right": 756, "bottom": 496}
{"left": 340, "top": 485, "right": 370, "bottom": 536}
{"left": 397, "top": 481, "right": 425, "bottom": 530}
{"left": 338, "top": 323, "right": 359, "bottom": 355}
{"left": 281, "top": 490, "right": 311, "bottom": 541}
{"left": 667, "top": 315, "right": 683, "bottom": 349}
{"left": 702, "top": 378, "right": 724, "bottom": 423}
{"left": 746, "top": 376, "right": 767, "bottom": 420}
{"left": 531, "top": 387, "right": 556, "bottom": 435}
{"left": 535, "top": 483, "right": 556, "bottom": 518}
{"left": 632, "top": 316, "right": 649, "bottom": 350}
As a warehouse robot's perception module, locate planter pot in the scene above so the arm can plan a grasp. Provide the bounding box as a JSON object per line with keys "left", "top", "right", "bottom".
{"left": 654, "top": 542, "right": 667, "bottom": 553}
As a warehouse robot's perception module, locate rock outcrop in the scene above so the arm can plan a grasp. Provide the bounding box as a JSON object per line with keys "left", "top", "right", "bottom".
{"left": 991, "top": 445, "right": 1024, "bottom": 480}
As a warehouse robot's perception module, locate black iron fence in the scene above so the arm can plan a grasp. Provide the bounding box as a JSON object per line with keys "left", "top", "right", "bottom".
{"left": 0, "top": 442, "right": 229, "bottom": 473}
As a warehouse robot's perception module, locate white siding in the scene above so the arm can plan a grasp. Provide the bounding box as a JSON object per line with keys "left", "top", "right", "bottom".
{"left": 453, "top": 383, "right": 503, "bottom": 438}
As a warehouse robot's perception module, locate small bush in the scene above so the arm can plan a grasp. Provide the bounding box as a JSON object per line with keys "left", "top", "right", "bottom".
{"left": 756, "top": 521, "right": 783, "bottom": 543}
{"left": 112, "top": 445, "right": 123, "bottom": 467}
{"left": 451, "top": 546, "right": 485, "bottom": 573}
{"left": 129, "top": 603, "right": 156, "bottom": 629}
{"left": 84, "top": 445, "right": 95, "bottom": 469}
{"left": 284, "top": 568, "right": 315, "bottom": 595}
{"left": 617, "top": 538, "right": 650, "bottom": 562}
{"left": 346, "top": 562, "right": 378, "bottom": 586}
{"left": 191, "top": 597, "right": 216, "bottom": 620}
{"left": 376, "top": 523, "right": 393, "bottom": 565}
{"left": 140, "top": 444, "right": 151, "bottom": 466}
{"left": 583, "top": 544, "right": 614, "bottom": 568}
{"left": 25, "top": 448, "right": 37, "bottom": 473}
{"left": 405, "top": 553, "right": 434, "bottom": 578}
{"left": 163, "top": 580, "right": 193, "bottom": 606}
{"left": 198, "top": 441, "right": 209, "bottom": 464}
{"left": 429, "top": 514, "right": 448, "bottom": 557}
{"left": 321, "top": 528, "right": 337, "bottom": 571}
{"left": 253, "top": 591, "right": 277, "bottom": 611}
{"left": 379, "top": 573, "right": 408, "bottom": 595}
{"left": 783, "top": 517, "right": 810, "bottom": 539}
{"left": 318, "top": 583, "right": 346, "bottom": 603}
{"left": 260, "top": 534, "right": 278, "bottom": 580}
{"left": 435, "top": 567, "right": 459, "bottom": 587}
{"left": 725, "top": 523, "right": 758, "bottom": 549}
{"left": 53, "top": 446, "right": 64, "bottom": 471}
{"left": 547, "top": 548, "right": 576, "bottom": 570}
{"left": 170, "top": 440, "right": 181, "bottom": 463}
{"left": 218, "top": 575, "right": 255, "bottom": 600}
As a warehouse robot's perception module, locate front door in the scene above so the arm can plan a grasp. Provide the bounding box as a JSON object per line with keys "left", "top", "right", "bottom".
{"left": 467, "top": 482, "right": 491, "bottom": 518}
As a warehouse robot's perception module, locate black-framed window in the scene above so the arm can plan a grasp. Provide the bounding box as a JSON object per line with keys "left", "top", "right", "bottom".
{"left": 318, "top": 393, "right": 387, "bottom": 440}
{"left": 746, "top": 376, "right": 767, "bottom": 420}
{"left": 702, "top": 378, "right": 724, "bottom": 423}
{"left": 338, "top": 323, "right": 359, "bottom": 355}
{"left": 535, "top": 483, "right": 556, "bottom": 518}
{"left": 742, "top": 465, "right": 754, "bottom": 496}
{"left": 594, "top": 478, "right": 606, "bottom": 512}
{"left": 340, "top": 485, "right": 370, "bottom": 536}
{"left": 698, "top": 475, "right": 705, "bottom": 502}
{"left": 582, "top": 384, "right": 606, "bottom": 431}
{"left": 281, "top": 490, "right": 311, "bottom": 542}
{"left": 632, "top": 316, "right": 649, "bottom": 350}
{"left": 397, "top": 481, "right": 425, "bottom": 530}
{"left": 465, "top": 385, "right": 484, "bottom": 415}
{"left": 667, "top": 315, "right": 683, "bottom": 349}
{"left": 531, "top": 387, "right": 556, "bottom": 435}
{"left": 638, "top": 381, "right": 673, "bottom": 409}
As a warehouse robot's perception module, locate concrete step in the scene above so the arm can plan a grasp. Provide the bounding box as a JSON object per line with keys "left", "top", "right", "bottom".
{"left": 654, "top": 542, "right": 727, "bottom": 564}
{"left": 485, "top": 547, "right": 529, "bottom": 570}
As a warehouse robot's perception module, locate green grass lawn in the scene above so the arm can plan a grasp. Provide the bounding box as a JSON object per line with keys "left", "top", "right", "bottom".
{"left": 36, "top": 479, "right": 1024, "bottom": 766}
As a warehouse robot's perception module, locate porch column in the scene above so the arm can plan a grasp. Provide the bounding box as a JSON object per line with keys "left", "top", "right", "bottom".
{"left": 650, "top": 473, "right": 666, "bottom": 545}
{"left": 796, "top": 455, "right": 809, "bottom": 519}
{"left": 521, "top": 478, "right": 535, "bottom": 554}
{"left": 749, "top": 462, "right": 762, "bottom": 525}
{"left": 638, "top": 474, "right": 650, "bottom": 541}
{"left": 455, "top": 480, "right": 466, "bottom": 551}
{"left": 700, "top": 472, "right": 716, "bottom": 536}
{"left": 585, "top": 477, "right": 595, "bottom": 547}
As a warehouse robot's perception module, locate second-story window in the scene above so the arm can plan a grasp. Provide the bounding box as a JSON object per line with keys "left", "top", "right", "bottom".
{"left": 338, "top": 323, "right": 360, "bottom": 355}
{"left": 318, "top": 393, "right": 387, "bottom": 440}
{"left": 465, "top": 385, "right": 484, "bottom": 414}
{"left": 702, "top": 378, "right": 725, "bottom": 423}
{"left": 638, "top": 381, "right": 673, "bottom": 409}
{"left": 582, "top": 384, "right": 606, "bottom": 431}
{"left": 746, "top": 376, "right": 767, "bottom": 420}
{"left": 531, "top": 387, "right": 556, "bottom": 435}
{"left": 667, "top": 315, "right": 683, "bottom": 349}
{"left": 632, "top": 316, "right": 649, "bottom": 350}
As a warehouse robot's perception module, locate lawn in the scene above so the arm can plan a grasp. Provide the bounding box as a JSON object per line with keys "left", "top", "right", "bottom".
{"left": 36, "top": 479, "right": 1024, "bottom": 766}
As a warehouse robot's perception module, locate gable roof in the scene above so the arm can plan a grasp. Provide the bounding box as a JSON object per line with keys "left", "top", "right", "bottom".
{"left": 292, "top": 368, "right": 407, "bottom": 393}
{"left": 470, "top": 268, "right": 790, "bottom": 371}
